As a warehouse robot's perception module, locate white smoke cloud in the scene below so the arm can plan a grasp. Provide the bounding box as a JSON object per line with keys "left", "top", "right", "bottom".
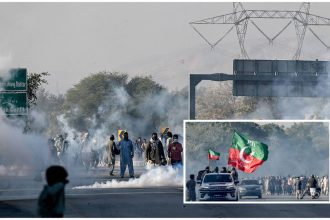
{"left": 73, "top": 165, "right": 183, "bottom": 189}
{"left": 0, "top": 53, "right": 13, "bottom": 77}
{"left": 0, "top": 109, "right": 49, "bottom": 176}
{"left": 64, "top": 84, "right": 186, "bottom": 142}
{"left": 0, "top": 165, "right": 31, "bottom": 176}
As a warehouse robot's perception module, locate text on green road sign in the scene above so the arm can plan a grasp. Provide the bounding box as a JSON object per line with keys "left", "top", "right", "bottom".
{"left": 0, "top": 69, "right": 27, "bottom": 91}
{"left": 0, "top": 93, "right": 27, "bottom": 115}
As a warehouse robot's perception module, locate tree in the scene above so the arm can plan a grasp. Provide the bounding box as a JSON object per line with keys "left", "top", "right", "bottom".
{"left": 126, "top": 75, "right": 164, "bottom": 99}
{"left": 62, "top": 71, "right": 188, "bottom": 138}
{"left": 20, "top": 72, "right": 49, "bottom": 133}
{"left": 63, "top": 71, "right": 128, "bottom": 130}
{"left": 27, "top": 72, "right": 49, "bottom": 108}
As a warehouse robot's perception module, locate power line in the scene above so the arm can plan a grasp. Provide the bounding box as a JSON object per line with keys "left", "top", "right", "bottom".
{"left": 190, "top": 2, "right": 330, "bottom": 60}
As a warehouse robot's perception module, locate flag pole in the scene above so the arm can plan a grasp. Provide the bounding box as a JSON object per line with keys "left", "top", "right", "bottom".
{"left": 208, "top": 149, "right": 210, "bottom": 171}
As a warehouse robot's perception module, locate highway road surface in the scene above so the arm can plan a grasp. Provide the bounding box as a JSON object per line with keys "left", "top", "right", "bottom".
{"left": 0, "top": 166, "right": 330, "bottom": 217}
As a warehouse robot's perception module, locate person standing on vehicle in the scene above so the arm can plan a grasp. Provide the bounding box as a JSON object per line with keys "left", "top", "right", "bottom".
{"left": 168, "top": 134, "right": 183, "bottom": 167}
{"left": 186, "top": 174, "right": 196, "bottom": 201}
{"left": 201, "top": 166, "right": 210, "bottom": 182}
{"left": 106, "top": 135, "right": 117, "bottom": 176}
{"left": 118, "top": 131, "right": 134, "bottom": 178}
{"left": 220, "top": 167, "right": 228, "bottom": 173}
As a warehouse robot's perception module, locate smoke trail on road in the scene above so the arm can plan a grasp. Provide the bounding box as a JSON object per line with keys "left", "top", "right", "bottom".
{"left": 73, "top": 165, "right": 183, "bottom": 189}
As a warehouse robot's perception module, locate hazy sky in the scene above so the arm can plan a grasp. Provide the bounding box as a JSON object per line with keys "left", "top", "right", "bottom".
{"left": 1, "top": 2, "right": 330, "bottom": 94}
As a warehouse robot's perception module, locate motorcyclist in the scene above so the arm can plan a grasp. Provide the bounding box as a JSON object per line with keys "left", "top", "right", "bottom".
{"left": 308, "top": 174, "right": 318, "bottom": 199}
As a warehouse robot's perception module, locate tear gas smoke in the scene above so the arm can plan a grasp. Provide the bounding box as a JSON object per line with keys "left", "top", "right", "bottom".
{"left": 0, "top": 70, "right": 187, "bottom": 179}
{"left": 0, "top": 53, "right": 13, "bottom": 80}
{"left": 58, "top": 84, "right": 187, "bottom": 152}
{"left": 193, "top": 36, "right": 330, "bottom": 120}
{"left": 0, "top": 110, "right": 49, "bottom": 176}
{"left": 73, "top": 165, "right": 183, "bottom": 189}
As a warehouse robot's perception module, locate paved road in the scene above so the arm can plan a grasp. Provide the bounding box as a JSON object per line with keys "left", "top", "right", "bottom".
{"left": 2, "top": 189, "right": 330, "bottom": 217}
{"left": 196, "top": 194, "right": 328, "bottom": 202}
{"left": 195, "top": 185, "right": 329, "bottom": 202}
{"left": 1, "top": 168, "right": 330, "bottom": 217}
{"left": 239, "top": 194, "right": 328, "bottom": 201}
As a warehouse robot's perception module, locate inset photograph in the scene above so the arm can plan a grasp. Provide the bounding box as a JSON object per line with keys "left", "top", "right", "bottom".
{"left": 184, "top": 121, "right": 329, "bottom": 203}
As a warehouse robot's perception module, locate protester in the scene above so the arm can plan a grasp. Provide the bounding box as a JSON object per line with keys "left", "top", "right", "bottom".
{"left": 118, "top": 131, "right": 134, "bottom": 178}
{"left": 106, "top": 134, "right": 117, "bottom": 176}
{"left": 37, "top": 165, "right": 69, "bottom": 217}
{"left": 146, "top": 133, "right": 166, "bottom": 166}
{"left": 168, "top": 134, "right": 183, "bottom": 167}
{"left": 186, "top": 174, "right": 196, "bottom": 201}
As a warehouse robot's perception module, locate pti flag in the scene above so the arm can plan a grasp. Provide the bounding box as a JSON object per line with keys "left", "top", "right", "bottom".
{"left": 208, "top": 149, "right": 220, "bottom": 160}
{"left": 228, "top": 131, "right": 268, "bottom": 173}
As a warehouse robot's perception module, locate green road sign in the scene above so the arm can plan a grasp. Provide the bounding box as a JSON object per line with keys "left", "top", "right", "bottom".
{"left": 0, "top": 68, "right": 27, "bottom": 91}
{"left": 0, "top": 92, "right": 27, "bottom": 115}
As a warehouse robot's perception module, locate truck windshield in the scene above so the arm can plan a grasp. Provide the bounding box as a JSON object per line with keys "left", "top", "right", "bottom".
{"left": 203, "top": 174, "right": 233, "bottom": 183}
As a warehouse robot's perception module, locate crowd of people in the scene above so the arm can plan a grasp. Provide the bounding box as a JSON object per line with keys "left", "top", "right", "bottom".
{"left": 47, "top": 130, "right": 183, "bottom": 177}
{"left": 38, "top": 130, "right": 183, "bottom": 217}
{"left": 105, "top": 131, "right": 183, "bottom": 178}
{"left": 258, "top": 175, "right": 329, "bottom": 199}
{"left": 47, "top": 132, "right": 100, "bottom": 168}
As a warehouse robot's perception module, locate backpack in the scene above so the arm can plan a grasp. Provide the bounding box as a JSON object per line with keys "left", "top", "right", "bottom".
{"left": 112, "top": 143, "right": 120, "bottom": 155}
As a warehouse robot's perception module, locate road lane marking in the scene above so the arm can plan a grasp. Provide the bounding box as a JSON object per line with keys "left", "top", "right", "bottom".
{"left": 0, "top": 190, "right": 181, "bottom": 201}
{"left": 0, "top": 186, "right": 182, "bottom": 192}
{"left": 66, "top": 191, "right": 181, "bottom": 197}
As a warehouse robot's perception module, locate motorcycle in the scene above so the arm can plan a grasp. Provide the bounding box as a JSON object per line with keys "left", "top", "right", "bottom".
{"left": 301, "top": 186, "right": 321, "bottom": 199}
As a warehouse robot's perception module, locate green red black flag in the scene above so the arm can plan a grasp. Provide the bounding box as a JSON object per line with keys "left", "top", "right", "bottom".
{"left": 228, "top": 131, "right": 269, "bottom": 173}
{"left": 208, "top": 149, "right": 220, "bottom": 160}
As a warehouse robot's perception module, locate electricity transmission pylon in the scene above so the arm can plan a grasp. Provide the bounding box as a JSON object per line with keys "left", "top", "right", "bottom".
{"left": 190, "top": 2, "right": 330, "bottom": 60}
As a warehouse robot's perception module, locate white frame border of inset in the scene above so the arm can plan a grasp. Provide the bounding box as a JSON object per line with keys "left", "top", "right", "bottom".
{"left": 183, "top": 119, "right": 330, "bottom": 204}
